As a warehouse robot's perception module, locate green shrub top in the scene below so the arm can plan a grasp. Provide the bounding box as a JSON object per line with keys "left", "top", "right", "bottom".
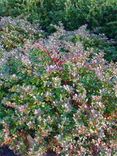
{"left": 0, "top": 19, "right": 117, "bottom": 155}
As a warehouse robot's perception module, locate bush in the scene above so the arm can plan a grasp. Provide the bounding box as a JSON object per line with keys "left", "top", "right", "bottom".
{"left": 0, "top": 20, "right": 117, "bottom": 155}
{"left": 0, "top": 16, "right": 43, "bottom": 52}
{"left": 0, "top": 0, "right": 117, "bottom": 40}
{"left": 71, "top": 32, "right": 117, "bottom": 62}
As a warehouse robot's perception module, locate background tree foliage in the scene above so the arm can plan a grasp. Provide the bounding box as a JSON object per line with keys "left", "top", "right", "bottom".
{"left": 0, "top": 0, "right": 117, "bottom": 39}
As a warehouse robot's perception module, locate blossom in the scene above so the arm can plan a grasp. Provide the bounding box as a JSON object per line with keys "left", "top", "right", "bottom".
{"left": 46, "top": 65, "right": 63, "bottom": 72}
{"left": 18, "top": 105, "right": 27, "bottom": 113}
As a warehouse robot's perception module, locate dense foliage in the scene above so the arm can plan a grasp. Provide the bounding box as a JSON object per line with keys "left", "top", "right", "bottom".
{"left": 0, "top": 17, "right": 117, "bottom": 155}
{"left": 0, "top": 0, "right": 117, "bottom": 40}
{"left": 0, "top": 0, "right": 117, "bottom": 155}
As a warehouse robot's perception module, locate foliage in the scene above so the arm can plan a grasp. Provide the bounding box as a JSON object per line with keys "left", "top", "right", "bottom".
{"left": 0, "top": 19, "right": 117, "bottom": 155}
{"left": 0, "top": 16, "right": 43, "bottom": 50}
{"left": 0, "top": 0, "right": 117, "bottom": 40}
{"left": 71, "top": 32, "right": 117, "bottom": 62}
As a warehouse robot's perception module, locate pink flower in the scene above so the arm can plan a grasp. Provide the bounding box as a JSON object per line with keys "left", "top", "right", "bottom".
{"left": 18, "top": 105, "right": 27, "bottom": 113}
{"left": 46, "top": 65, "right": 63, "bottom": 72}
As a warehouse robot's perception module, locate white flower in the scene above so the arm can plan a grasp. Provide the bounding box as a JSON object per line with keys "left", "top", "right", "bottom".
{"left": 63, "top": 85, "right": 71, "bottom": 93}
{"left": 34, "top": 109, "right": 41, "bottom": 115}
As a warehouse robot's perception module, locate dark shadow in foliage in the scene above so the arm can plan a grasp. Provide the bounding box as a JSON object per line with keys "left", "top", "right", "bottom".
{"left": 0, "top": 145, "right": 18, "bottom": 156}
{"left": 44, "top": 149, "right": 58, "bottom": 156}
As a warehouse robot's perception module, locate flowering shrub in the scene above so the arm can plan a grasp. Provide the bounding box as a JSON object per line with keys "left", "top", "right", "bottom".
{"left": 0, "top": 18, "right": 117, "bottom": 155}
{"left": 0, "top": 16, "right": 43, "bottom": 51}
{"left": 71, "top": 32, "right": 117, "bottom": 62}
